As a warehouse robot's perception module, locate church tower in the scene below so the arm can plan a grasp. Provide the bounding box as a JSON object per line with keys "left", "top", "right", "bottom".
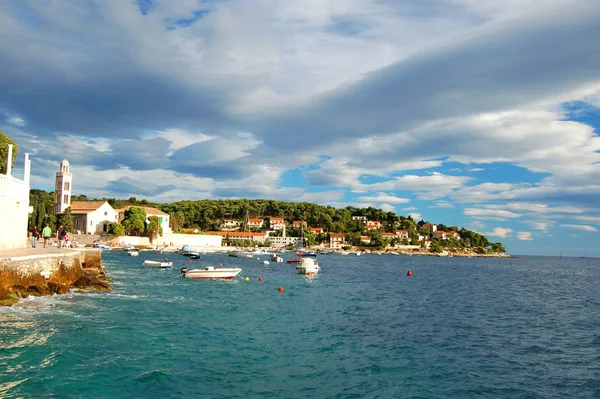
{"left": 54, "top": 159, "right": 72, "bottom": 214}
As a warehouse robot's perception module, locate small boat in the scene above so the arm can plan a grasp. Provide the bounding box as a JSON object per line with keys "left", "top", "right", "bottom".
{"left": 228, "top": 250, "right": 253, "bottom": 259}
{"left": 181, "top": 266, "right": 242, "bottom": 279}
{"left": 296, "top": 257, "right": 321, "bottom": 275}
{"left": 179, "top": 245, "right": 200, "bottom": 257}
{"left": 286, "top": 258, "right": 301, "bottom": 264}
{"left": 271, "top": 254, "right": 283, "bottom": 263}
{"left": 127, "top": 249, "right": 140, "bottom": 257}
{"left": 144, "top": 259, "right": 173, "bottom": 269}
{"left": 189, "top": 254, "right": 201, "bottom": 260}
{"left": 296, "top": 252, "right": 318, "bottom": 257}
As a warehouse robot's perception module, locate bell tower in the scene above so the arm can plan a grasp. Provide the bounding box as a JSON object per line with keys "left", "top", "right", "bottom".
{"left": 54, "top": 159, "right": 72, "bottom": 214}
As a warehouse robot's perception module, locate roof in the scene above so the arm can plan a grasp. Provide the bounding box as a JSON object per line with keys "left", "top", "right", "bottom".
{"left": 115, "top": 205, "right": 169, "bottom": 216}
{"left": 182, "top": 228, "right": 199, "bottom": 233}
{"left": 382, "top": 233, "right": 395, "bottom": 237}
{"left": 247, "top": 218, "right": 263, "bottom": 223}
{"left": 69, "top": 201, "right": 108, "bottom": 214}
{"left": 270, "top": 217, "right": 284, "bottom": 221}
{"left": 330, "top": 233, "right": 345, "bottom": 238}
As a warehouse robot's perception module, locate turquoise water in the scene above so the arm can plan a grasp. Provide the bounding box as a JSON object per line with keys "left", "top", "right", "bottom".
{"left": 1, "top": 252, "right": 599, "bottom": 398}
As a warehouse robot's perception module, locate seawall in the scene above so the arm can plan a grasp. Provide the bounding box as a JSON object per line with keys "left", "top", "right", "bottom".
{"left": 0, "top": 248, "right": 111, "bottom": 306}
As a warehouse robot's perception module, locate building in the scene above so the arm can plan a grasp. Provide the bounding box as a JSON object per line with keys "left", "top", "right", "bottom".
{"left": 71, "top": 201, "right": 119, "bottom": 234}
{"left": 220, "top": 219, "right": 241, "bottom": 231}
{"left": 115, "top": 205, "right": 172, "bottom": 235}
{"left": 182, "top": 227, "right": 200, "bottom": 234}
{"left": 360, "top": 236, "right": 371, "bottom": 244}
{"left": 53, "top": 159, "right": 72, "bottom": 215}
{"left": 269, "top": 217, "right": 286, "bottom": 230}
{"left": 330, "top": 233, "right": 346, "bottom": 249}
{"left": 269, "top": 236, "right": 304, "bottom": 248}
{"left": 423, "top": 223, "right": 437, "bottom": 233}
{"left": 432, "top": 231, "right": 460, "bottom": 240}
{"left": 352, "top": 216, "right": 367, "bottom": 222}
{"left": 311, "top": 227, "right": 325, "bottom": 234}
{"left": 382, "top": 232, "right": 396, "bottom": 239}
{"left": 247, "top": 218, "right": 264, "bottom": 229}
{"left": 292, "top": 220, "right": 307, "bottom": 229}
{"left": 206, "top": 231, "right": 268, "bottom": 245}
{"left": 395, "top": 230, "right": 409, "bottom": 239}
{"left": 0, "top": 144, "right": 31, "bottom": 250}
{"left": 365, "top": 220, "right": 382, "bottom": 231}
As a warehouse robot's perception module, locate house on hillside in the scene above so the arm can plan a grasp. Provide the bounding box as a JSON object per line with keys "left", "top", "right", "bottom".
{"left": 423, "top": 223, "right": 437, "bottom": 233}
{"left": 395, "top": 229, "right": 409, "bottom": 239}
{"left": 247, "top": 218, "right": 264, "bottom": 229}
{"left": 365, "top": 220, "right": 382, "bottom": 230}
{"left": 311, "top": 227, "right": 325, "bottom": 234}
{"left": 115, "top": 205, "right": 172, "bottom": 234}
{"left": 360, "top": 236, "right": 371, "bottom": 244}
{"left": 352, "top": 216, "right": 367, "bottom": 223}
{"left": 433, "top": 231, "right": 460, "bottom": 240}
{"left": 220, "top": 219, "right": 241, "bottom": 231}
{"left": 71, "top": 201, "right": 118, "bottom": 234}
{"left": 269, "top": 217, "right": 286, "bottom": 230}
{"left": 330, "top": 233, "right": 346, "bottom": 249}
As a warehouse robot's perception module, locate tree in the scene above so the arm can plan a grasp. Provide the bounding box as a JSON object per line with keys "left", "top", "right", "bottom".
{"left": 108, "top": 222, "right": 125, "bottom": 236}
{"left": 122, "top": 207, "right": 146, "bottom": 236}
{"left": 56, "top": 207, "right": 75, "bottom": 233}
{"left": 0, "top": 129, "right": 18, "bottom": 174}
{"left": 145, "top": 216, "right": 163, "bottom": 243}
{"left": 490, "top": 242, "right": 506, "bottom": 253}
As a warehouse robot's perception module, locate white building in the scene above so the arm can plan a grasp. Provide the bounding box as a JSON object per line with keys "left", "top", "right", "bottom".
{"left": 269, "top": 217, "right": 286, "bottom": 230}
{"left": 115, "top": 205, "right": 172, "bottom": 235}
{"left": 71, "top": 201, "right": 119, "bottom": 234}
{"left": 268, "top": 236, "right": 304, "bottom": 248}
{"left": 0, "top": 144, "right": 31, "bottom": 250}
{"left": 53, "top": 159, "right": 72, "bottom": 215}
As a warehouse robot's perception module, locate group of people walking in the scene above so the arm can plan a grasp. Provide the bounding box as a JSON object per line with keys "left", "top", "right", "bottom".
{"left": 29, "top": 224, "right": 70, "bottom": 248}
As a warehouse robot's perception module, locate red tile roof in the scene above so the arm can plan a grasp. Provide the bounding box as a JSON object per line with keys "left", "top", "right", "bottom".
{"left": 115, "top": 205, "right": 169, "bottom": 216}
{"left": 70, "top": 201, "right": 107, "bottom": 214}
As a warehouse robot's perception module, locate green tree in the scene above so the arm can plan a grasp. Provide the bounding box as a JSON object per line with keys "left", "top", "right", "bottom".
{"left": 430, "top": 241, "right": 443, "bottom": 253}
{"left": 56, "top": 207, "right": 75, "bottom": 233}
{"left": 0, "top": 129, "right": 18, "bottom": 174}
{"left": 122, "top": 207, "right": 146, "bottom": 236}
{"left": 490, "top": 242, "right": 506, "bottom": 253}
{"left": 145, "top": 216, "right": 163, "bottom": 243}
{"left": 108, "top": 222, "right": 125, "bottom": 236}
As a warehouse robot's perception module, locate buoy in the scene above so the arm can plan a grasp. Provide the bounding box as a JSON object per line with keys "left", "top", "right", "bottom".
{"left": 278, "top": 286, "right": 284, "bottom": 293}
{"left": 306, "top": 272, "right": 312, "bottom": 276}
{"left": 219, "top": 263, "right": 223, "bottom": 266}
{"left": 407, "top": 269, "right": 413, "bottom": 276}
{"left": 258, "top": 277, "right": 263, "bottom": 281}
{"left": 188, "top": 259, "right": 192, "bottom": 264}
{"left": 263, "top": 260, "right": 269, "bottom": 265}
{"left": 245, "top": 277, "right": 249, "bottom": 281}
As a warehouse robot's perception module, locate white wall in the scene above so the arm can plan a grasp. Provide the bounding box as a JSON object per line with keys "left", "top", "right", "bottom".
{"left": 87, "top": 202, "right": 119, "bottom": 234}
{"left": 0, "top": 147, "right": 31, "bottom": 251}
{"left": 0, "top": 175, "right": 30, "bottom": 250}
{"left": 156, "top": 233, "right": 222, "bottom": 248}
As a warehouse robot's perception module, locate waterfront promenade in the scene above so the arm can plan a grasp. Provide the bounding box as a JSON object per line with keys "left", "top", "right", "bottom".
{"left": 0, "top": 246, "right": 81, "bottom": 261}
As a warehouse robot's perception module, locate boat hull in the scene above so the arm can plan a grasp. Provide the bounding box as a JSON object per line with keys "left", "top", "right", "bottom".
{"left": 144, "top": 260, "right": 173, "bottom": 268}
{"left": 183, "top": 267, "right": 242, "bottom": 279}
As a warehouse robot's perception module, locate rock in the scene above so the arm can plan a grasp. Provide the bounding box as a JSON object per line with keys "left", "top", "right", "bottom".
{"left": 47, "top": 282, "right": 71, "bottom": 295}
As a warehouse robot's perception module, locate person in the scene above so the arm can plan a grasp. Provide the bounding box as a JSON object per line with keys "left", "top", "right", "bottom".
{"left": 42, "top": 224, "right": 52, "bottom": 248}
{"left": 30, "top": 225, "right": 40, "bottom": 248}
{"left": 58, "top": 225, "right": 68, "bottom": 248}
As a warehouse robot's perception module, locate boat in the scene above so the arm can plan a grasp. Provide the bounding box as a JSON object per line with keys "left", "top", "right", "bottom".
{"left": 251, "top": 249, "right": 270, "bottom": 256}
{"left": 296, "top": 251, "right": 318, "bottom": 257}
{"left": 127, "top": 249, "right": 139, "bottom": 257}
{"left": 228, "top": 250, "right": 253, "bottom": 259}
{"left": 144, "top": 259, "right": 173, "bottom": 269}
{"left": 179, "top": 245, "right": 200, "bottom": 257}
{"left": 296, "top": 257, "right": 321, "bottom": 275}
{"left": 181, "top": 266, "right": 242, "bottom": 279}
{"left": 271, "top": 254, "right": 283, "bottom": 263}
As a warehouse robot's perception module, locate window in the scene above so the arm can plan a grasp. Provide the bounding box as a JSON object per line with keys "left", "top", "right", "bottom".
{"left": 90, "top": 220, "right": 93, "bottom": 226}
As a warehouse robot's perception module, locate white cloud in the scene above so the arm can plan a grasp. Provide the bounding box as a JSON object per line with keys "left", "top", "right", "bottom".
{"left": 516, "top": 232, "right": 533, "bottom": 241}
{"left": 560, "top": 224, "right": 598, "bottom": 232}
{"left": 486, "top": 227, "right": 513, "bottom": 238}
{"left": 7, "top": 117, "right": 25, "bottom": 126}
{"left": 408, "top": 212, "right": 422, "bottom": 221}
{"left": 464, "top": 208, "right": 521, "bottom": 220}
{"left": 355, "top": 192, "right": 410, "bottom": 204}
{"left": 432, "top": 201, "right": 454, "bottom": 209}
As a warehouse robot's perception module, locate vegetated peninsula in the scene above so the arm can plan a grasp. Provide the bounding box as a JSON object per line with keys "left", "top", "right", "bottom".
{"left": 28, "top": 191, "right": 507, "bottom": 256}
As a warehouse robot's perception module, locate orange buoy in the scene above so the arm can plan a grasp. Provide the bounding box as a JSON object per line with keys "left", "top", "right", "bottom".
{"left": 188, "top": 259, "right": 192, "bottom": 264}
{"left": 278, "top": 286, "right": 284, "bottom": 293}
{"left": 219, "top": 263, "right": 223, "bottom": 266}
{"left": 407, "top": 269, "right": 413, "bottom": 276}
{"left": 258, "top": 277, "right": 263, "bottom": 281}
{"left": 306, "top": 272, "right": 312, "bottom": 276}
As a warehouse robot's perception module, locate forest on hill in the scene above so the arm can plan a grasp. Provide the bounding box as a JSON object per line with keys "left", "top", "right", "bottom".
{"left": 28, "top": 190, "right": 505, "bottom": 253}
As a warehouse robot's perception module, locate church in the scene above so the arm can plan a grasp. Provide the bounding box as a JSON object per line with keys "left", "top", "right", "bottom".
{"left": 53, "top": 160, "right": 118, "bottom": 234}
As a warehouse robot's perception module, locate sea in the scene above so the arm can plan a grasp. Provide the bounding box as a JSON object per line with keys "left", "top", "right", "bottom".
{"left": 1, "top": 251, "right": 599, "bottom": 399}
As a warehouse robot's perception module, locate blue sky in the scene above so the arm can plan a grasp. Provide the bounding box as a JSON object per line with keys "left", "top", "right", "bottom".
{"left": 1, "top": 0, "right": 600, "bottom": 256}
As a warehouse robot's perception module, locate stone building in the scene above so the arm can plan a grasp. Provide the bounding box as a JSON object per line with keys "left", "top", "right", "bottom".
{"left": 71, "top": 201, "right": 119, "bottom": 234}
{"left": 53, "top": 159, "right": 72, "bottom": 215}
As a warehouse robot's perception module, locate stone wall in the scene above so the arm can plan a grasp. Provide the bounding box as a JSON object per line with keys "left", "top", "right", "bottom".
{"left": 0, "top": 249, "right": 107, "bottom": 306}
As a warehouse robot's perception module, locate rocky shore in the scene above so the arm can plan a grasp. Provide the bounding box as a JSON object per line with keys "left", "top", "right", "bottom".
{"left": 0, "top": 248, "right": 112, "bottom": 306}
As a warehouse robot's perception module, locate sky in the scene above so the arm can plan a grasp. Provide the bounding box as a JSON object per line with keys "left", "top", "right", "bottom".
{"left": 1, "top": 0, "right": 600, "bottom": 256}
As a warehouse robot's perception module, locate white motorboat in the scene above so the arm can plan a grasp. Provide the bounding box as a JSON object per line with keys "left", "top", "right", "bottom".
{"left": 270, "top": 254, "right": 283, "bottom": 263}
{"left": 228, "top": 250, "right": 253, "bottom": 259}
{"left": 144, "top": 259, "right": 173, "bottom": 269}
{"left": 179, "top": 245, "right": 200, "bottom": 257}
{"left": 127, "top": 249, "right": 140, "bottom": 257}
{"left": 296, "top": 257, "right": 321, "bottom": 275}
{"left": 181, "top": 266, "right": 242, "bottom": 279}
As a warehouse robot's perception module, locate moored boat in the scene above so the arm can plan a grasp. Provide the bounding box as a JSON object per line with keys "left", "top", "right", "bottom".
{"left": 228, "top": 250, "right": 253, "bottom": 259}
{"left": 179, "top": 245, "right": 200, "bottom": 257}
{"left": 271, "top": 254, "right": 283, "bottom": 262}
{"left": 296, "top": 257, "right": 321, "bottom": 275}
{"left": 127, "top": 249, "right": 140, "bottom": 257}
{"left": 144, "top": 259, "right": 173, "bottom": 268}
{"left": 181, "top": 266, "right": 242, "bottom": 279}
